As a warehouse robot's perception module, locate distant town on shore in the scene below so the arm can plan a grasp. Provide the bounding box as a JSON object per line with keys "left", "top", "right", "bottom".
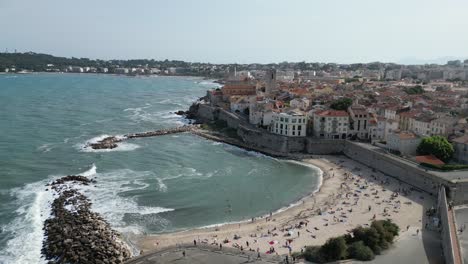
{"left": 2, "top": 51, "right": 468, "bottom": 83}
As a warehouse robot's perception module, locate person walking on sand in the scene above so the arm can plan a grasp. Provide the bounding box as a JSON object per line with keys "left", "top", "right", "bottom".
{"left": 193, "top": 239, "right": 197, "bottom": 246}
{"left": 220, "top": 244, "right": 222, "bottom": 250}
{"left": 182, "top": 250, "right": 186, "bottom": 257}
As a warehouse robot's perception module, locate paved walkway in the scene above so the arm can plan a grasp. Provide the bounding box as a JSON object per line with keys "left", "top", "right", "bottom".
{"left": 125, "top": 245, "right": 280, "bottom": 264}
{"left": 355, "top": 228, "right": 444, "bottom": 264}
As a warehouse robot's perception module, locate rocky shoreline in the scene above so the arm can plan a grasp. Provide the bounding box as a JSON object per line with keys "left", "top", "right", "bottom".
{"left": 42, "top": 174, "right": 132, "bottom": 264}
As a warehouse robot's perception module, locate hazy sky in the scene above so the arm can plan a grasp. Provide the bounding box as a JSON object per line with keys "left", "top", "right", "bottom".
{"left": 1, "top": 0, "right": 468, "bottom": 64}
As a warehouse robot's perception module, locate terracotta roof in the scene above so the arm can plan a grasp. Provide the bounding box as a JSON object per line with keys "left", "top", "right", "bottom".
{"left": 415, "top": 155, "right": 445, "bottom": 166}
{"left": 398, "top": 132, "right": 417, "bottom": 140}
{"left": 315, "top": 110, "right": 349, "bottom": 117}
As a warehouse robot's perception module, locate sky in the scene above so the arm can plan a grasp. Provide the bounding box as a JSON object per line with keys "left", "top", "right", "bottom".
{"left": 1, "top": 0, "right": 468, "bottom": 64}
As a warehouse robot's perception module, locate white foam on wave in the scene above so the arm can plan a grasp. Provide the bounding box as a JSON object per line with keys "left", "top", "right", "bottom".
{"left": 81, "top": 163, "right": 97, "bottom": 177}
{"left": 37, "top": 143, "right": 53, "bottom": 153}
{"left": 77, "top": 169, "right": 174, "bottom": 235}
{"left": 156, "top": 178, "right": 168, "bottom": 192}
{"left": 0, "top": 165, "right": 101, "bottom": 263}
{"left": 0, "top": 182, "right": 51, "bottom": 263}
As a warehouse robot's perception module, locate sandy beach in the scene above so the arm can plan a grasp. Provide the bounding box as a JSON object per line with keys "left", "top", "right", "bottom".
{"left": 137, "top": 155, "right": 436, "bottom": 256}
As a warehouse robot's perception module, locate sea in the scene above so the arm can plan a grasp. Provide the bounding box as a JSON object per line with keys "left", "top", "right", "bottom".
{"left": 0, "top": 73, "right": 322, "bottom": 264}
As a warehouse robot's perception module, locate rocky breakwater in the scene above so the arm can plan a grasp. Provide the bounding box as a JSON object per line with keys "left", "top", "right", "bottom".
{"left": 42, "top": 175, "right": 132, "bottom": 264}
{"left": 89, "top": 136, "right": 125, "bottom": 150}
{"left": 86, "top": 126, "right": 194, "bottom": 150}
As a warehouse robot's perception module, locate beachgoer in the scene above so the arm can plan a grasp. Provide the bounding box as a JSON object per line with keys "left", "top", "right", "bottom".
{"left": 182, "top": 250, "right": 186, "bottom": 257}
{"left": 220, "top": 244, "right": 222, "bottom": 250}
{"left": 194, "top": 239, "right": 197, "bottom": 246}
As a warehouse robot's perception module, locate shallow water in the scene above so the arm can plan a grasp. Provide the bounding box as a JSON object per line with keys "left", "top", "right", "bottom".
{"left": 0, "top": 73, "right": 321, "bottom": 263}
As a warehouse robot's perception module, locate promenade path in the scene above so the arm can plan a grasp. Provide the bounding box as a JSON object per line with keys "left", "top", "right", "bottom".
{"left": 125, "top": 245, "right": 280, "bottom": 264}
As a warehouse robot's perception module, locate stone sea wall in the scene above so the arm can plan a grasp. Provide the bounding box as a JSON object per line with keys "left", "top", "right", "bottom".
{"left": 438, "top": 187, "right": 458, "bottom": 264}
{"left": 192, "top": 103, "right": 468, "bottom": 204}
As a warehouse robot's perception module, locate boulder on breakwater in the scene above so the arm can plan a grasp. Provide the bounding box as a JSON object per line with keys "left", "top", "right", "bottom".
{"left": 42, "top": 175, "right": 132, "bottom": 264}
{"left": 88, "top": 136, "right": 122, "bottom": 150}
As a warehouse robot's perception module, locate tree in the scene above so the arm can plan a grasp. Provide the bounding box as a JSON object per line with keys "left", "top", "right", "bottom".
{"left": 417, "top": 135, "right": 454, "bottom": 162}
{"left": 348, "top": 241, "right": 375, "bottom": 261}
{"left": 319, "top": 236, "right": 348, "bottom": 262}
{"left": 330, "top": 98, "right": 353, "bottom": 111}
{"left": 404, "top": 85, "right": 424, "bottom": 94}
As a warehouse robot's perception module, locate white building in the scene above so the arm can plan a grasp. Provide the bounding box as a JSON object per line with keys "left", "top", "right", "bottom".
{"left": 371, "top": 117, "right": 399, "bottom": 142}
{"left": 229, "top": 96, "right": 255, "bottom": 113}
{"left": 270, "top": 110, "right": 307, "bottom": 137}
{"left": 249, "top": 100, "right": 274, "bottom": 126}
{"left": 386, "top": 131, "right": 421, "bottom": 156}
{"left": 313, "top": 110, "right": 349, "bottom": 139}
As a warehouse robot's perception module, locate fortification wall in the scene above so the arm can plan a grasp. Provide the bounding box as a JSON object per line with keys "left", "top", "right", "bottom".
{"left": 438, "top": 187, "right": 458, "bottom": 264}
{"left": 194, "top": 104, "right": 468, "bottom": 204}
{"left": 218, "top": 109, "right": 242, "bottom": 129}
{"left": 343, "top": 141, "right": 449, "bottom": 196}
{"left": 306, "top": 139, "right": 346, "bottom": 154}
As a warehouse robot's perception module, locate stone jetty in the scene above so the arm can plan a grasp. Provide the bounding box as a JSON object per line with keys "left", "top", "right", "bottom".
{"left": 87, "top": 125, "right": 194, "bottom": 150}
{"left": 42, "top": 175, "right": 132, "bottom": 264}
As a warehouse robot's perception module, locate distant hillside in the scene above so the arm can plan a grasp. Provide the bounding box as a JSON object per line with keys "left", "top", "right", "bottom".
{"left": 0, "top": 52, "right": 192, "bottom": 72}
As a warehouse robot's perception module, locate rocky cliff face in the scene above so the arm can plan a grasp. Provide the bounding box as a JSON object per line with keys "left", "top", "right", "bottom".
{"left": 42, "top": 175, "right": 132, "bottom": 264}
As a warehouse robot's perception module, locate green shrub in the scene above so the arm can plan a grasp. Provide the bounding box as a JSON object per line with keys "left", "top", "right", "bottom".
{"left": 303, "top": 246, "right": 323, "bottom": 263}
{"left": 348, "top": 241, "right": 375, "bottom": 261}
{"left": 417, "top": 136, "right": 454, "bottom": 162}
{"left": 421, "top": 163, "right": 468, "bottom": 171}
{"left": 319, "top": 236, "right": 348, "bottom": 262}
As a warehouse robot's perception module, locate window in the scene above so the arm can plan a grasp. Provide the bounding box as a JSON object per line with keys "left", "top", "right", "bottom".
{"left": 280, "top": 117, "right": 284, "bottom": 122}
{"left": 298, "top": 125, "right": 302, "bottom": 131}
{"left": 285, "top": 118, "right": 289, "bottom": 122}
{"left": 298, "top": 131, "right": 301, "bottom": 136}
{"left": 292, "top": 131, "right": 295, "bottom": 136}
{"left": 280, "top": 124, "right": 283, "bottom": 129}
{"left": 292, "top": 118, "right": 296, "bottom": 123}
{"left": 293, "top": 125, "right": 296, "bottom": 130}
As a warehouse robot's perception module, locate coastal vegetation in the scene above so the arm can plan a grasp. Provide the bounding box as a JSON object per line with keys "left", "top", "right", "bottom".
{"left": 299, "top": 220, "right": 399, "bottom": 262}
{"left": 416, "top": 135, "right": 454, "bottom": 162}
{"left": 420, "top": 163, "right": 468, "bottom": 171}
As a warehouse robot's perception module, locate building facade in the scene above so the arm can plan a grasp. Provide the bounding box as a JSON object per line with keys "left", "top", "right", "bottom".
{"left": 270, "top": 111, "right": 307, "bottom": 137}
{"left": 313, "top": 110, "right": 349, "bottom": 139}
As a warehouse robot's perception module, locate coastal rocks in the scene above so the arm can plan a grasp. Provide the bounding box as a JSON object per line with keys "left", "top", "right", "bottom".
{"left": 175, "top": 110, "right": 186, "bottom": 115}
{"left": 88, "top": 136, "right": 123, "bottom": 150}
{"left": 42, "top": 175, "right": 132, "bottom": 264}
{"left": 186, "top": 103, "right": 200, "bottom": 121}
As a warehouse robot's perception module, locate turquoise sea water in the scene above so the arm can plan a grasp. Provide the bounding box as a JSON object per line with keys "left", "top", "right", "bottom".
{"left": 0, "top": 73, "right": 321, "bottom": 263}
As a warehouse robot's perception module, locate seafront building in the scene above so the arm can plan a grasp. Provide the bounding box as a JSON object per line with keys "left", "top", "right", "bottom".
{"left": 312, "top": 110, "right": 349, "bottom": 139}
{"left": 204, "top": 65, "right": 467, "bottom": 166}
{"left": 270, "top": 110, "right": 307, "bottom": 137}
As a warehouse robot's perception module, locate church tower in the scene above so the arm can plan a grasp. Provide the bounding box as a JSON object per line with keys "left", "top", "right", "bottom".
{"left": 265, "top": 68, "right": 277, "bottom": 96}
